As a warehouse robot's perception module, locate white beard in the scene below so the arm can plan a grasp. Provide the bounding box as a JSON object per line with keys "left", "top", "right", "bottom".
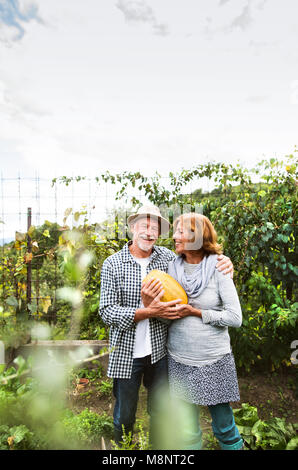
{"left": 137, "top": 238, "right": 155, "bottom": 252}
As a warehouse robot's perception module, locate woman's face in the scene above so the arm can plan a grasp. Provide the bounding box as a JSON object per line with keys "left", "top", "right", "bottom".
{"left": 173, "top": 221, "right": 193, "bottom": 254}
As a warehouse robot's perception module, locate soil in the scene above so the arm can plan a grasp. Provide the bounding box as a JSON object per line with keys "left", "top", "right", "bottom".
{"left": 68, "top": 365, "right": 298, "bottom": 450}
{"left": 235, "top": 367, "right": 297, "bottom": 422}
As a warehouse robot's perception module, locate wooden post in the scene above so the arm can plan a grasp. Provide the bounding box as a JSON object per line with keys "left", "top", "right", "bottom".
{"left": 26, "top": 207, "right": 32, "bottom": 312}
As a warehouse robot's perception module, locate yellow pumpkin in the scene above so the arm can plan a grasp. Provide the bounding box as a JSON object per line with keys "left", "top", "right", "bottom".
{"left": 143, "top": 269, "right": 188, "bottom": 304}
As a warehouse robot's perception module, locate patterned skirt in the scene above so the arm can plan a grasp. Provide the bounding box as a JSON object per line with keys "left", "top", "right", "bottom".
{"left": 168, "top": 352, "right": 240, "bottom": 406}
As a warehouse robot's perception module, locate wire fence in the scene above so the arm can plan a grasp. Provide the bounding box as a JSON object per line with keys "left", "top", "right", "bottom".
{"left": 1, "top": 174, "right": 126, "bottom": 241}
{"left": 1, "top": 173, "right": 208, "bottom": 238}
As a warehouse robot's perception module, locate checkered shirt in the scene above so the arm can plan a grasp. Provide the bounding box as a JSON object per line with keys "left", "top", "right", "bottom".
{"left": 99, "top": 241, "right": 176, "bottom": 378}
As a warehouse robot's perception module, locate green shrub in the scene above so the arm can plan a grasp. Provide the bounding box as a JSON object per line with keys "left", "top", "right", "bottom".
{"left": 98, "top": 379, "right": 113, "bottom": 397}
{"left": 61, "top": 408, "right": 113, "bottom": 448}
{"left": 234, "top": 403, "right": 298, "bottom": 450}
{"left": 111, "top": 423, "right": 150, "bottom": 450}
{"left": 0, "top": 424, "right": 46, "bottom": 450}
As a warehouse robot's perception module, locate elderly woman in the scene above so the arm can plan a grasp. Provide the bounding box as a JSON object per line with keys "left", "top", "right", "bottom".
{"left": 143, "top": 213, "right": 243, "bottom": 450}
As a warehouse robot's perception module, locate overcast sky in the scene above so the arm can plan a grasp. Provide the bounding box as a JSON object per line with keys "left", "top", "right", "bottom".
{"left": 0, "top": 0, "right": 298, "bottom": 182}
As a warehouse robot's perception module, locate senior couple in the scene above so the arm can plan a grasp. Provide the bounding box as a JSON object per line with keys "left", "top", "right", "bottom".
{"left": 99, "top": 205, "right": 243, "bottom": 450}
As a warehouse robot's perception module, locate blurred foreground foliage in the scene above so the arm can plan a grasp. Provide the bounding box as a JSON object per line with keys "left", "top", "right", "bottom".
{"left": 0, "top": 355, "right": 113, "bottom": 450}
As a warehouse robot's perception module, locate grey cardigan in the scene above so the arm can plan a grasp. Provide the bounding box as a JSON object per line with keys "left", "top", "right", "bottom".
{"left": 167, "top": 263, "right": 242, "bottom": 366}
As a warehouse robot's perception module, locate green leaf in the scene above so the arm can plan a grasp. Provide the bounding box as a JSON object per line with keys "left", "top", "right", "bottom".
{"left": 27, "top": 225, "right": 36, "bottom": 237}
{"left": 43, "top": 229, "right": 50, "bottom": 238}
{"left": 15, "top": 231, "right": 26, "bottom": 242}
{"left": 27, "top": 301, "right": 37, "bottom": 313}
{"left": 90, "top": 302, "right": 99, "bottom": 313}
{"left": 5, "top": 296, "right": 18, "bottom": 308}
{"left": 234, "top": 403, "right": 259, "bottom": 427}
{"left": 286, "top": 436, "right": 298, "bottom": 450}
{"left": 13, "top": 355, "right": 27, "bottom": 375}
{"left": 10, "top": 425, "right": 31, "bottom": 444}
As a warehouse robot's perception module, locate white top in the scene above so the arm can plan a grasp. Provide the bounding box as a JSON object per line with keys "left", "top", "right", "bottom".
{"left": 132, "top": 255, "right": 152, "bottom": 358}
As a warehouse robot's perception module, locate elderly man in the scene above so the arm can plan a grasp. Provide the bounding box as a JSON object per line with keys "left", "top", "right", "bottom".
{"left": 99, "top": 205, "right": 233, "bottom": 447}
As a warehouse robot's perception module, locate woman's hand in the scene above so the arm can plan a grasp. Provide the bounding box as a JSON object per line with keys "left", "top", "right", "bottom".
{"left": 149, "top": 297, "right": 183, "bottom": 320}
{"left": 175, "top": 304, "right": 202, "bottom": 318}
{"left": 141, "top": 278, "right": 164, "bottom": 307}
{"left": 216, "top": 254, "right": 234, "bottom": 278}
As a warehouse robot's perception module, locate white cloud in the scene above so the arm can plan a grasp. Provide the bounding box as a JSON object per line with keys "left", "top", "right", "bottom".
{"left": 0, "top": 20, "right": 20, "bottom": 45}
{"left": 115, "top": 0, "right": 169, "bottom": 36}
{"left": 218, "top": 0, "right": 231, "bottom": 5}
{"left": 0, "top": 77, "right": 50, "bottom": 121}
{"left": 17, "top": 0, "right": 39, "bottom": 17}
{"left": 229, "top": 2, "right": 252, "bottom": 31}
{"left": 0, "top": 0, "right": 43, "bottom": 45}
{"left": 116, "top": 0, "right": 155, "bottom": 23}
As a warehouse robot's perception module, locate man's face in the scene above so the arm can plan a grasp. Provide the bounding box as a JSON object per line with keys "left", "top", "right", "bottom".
{"left": 131, "top": 216, "right": 160, "bottom": 252}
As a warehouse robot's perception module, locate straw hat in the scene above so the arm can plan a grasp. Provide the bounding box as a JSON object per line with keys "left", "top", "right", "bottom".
{"left": 127, "top": 205, "right": 170, "bottom": 235}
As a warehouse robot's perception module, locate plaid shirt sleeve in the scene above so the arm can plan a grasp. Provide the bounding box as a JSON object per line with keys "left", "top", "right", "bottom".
{"left": 99, "top": 259, "right": 136, "bottom": 331}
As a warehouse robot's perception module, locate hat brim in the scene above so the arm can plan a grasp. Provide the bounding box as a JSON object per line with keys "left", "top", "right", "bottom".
{"left": 127, "top": 213, "right": 170, "bottom": 235}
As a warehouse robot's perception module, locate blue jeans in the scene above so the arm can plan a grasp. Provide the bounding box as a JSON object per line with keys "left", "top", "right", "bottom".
{"left": 174, "top": 400, "right": 243, "bottom": 450}
{"left": 113, "top": 355, "right": 168, "bottom": 447}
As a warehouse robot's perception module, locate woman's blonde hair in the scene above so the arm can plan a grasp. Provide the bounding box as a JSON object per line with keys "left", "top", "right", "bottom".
{"left": 173, "top": 213, "right": 222, "bottom": 255}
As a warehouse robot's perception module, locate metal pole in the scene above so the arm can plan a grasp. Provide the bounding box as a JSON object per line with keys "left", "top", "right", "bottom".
{"left": 52, "top": 181, "right": 58, "bottom": 325}
{"left": 26, "top": 207, "right": 32, "bottom": 312}
{"left": 1, "top": 173, "right": 4, "bottom": 309}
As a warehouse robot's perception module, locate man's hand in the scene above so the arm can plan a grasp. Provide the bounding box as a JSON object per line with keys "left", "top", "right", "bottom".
{"left": 141, "top": 277, "right": 183, "bottom": 318}
{"left": 135, "top": 278, "right": 182, "bottom": 322}
{"left": 141, "top": 278, "right": 164, "bottom": 307}
{"left": 149, "top": 294, "right": 183, "bottom": 320}
{"left": 216, "top": 254, "right": 234, "bottom": 278}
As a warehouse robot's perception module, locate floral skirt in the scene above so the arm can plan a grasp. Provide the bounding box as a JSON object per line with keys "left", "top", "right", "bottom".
{"left": 168, "top": 353, "right": 240, "bottom": 406}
